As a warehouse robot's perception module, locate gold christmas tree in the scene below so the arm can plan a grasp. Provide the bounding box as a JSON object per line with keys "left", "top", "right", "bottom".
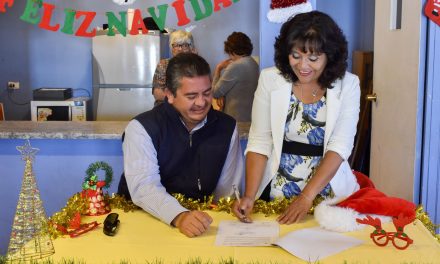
{"left": 6, "top": 140, "right": 55, "bottom": 262}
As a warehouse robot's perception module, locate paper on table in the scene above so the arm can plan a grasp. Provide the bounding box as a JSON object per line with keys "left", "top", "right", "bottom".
{"left": 215, "top": 220, "right": 279, "bottom": 247}
{"left": 273, "top": 227, "right": 363, "bottom": 261}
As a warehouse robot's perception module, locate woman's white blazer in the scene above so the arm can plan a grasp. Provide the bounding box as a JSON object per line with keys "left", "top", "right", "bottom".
{"left": 246, "top": 67, "right": 361, "bottom": 198}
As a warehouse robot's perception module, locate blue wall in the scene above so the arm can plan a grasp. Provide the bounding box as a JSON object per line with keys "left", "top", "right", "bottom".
{"left": 1, "top": 0, "right": 376, "bottom": 120}
{"left": 316, "top": 0, "right": 375, "bottom": 70}
{"left": 259, "top": 0, "right": 375, "bottom": 71}
{"left": 421, "top": 17, "right": 440, "bottom": 232}
{"left": 258, "top": 0, "right": 283, "bottom": 70}
{"left": 0, "top": 139, "right": 124, "bottom": 255}
{"left": 0, "top": 0, "right": 259, "bottom": 121}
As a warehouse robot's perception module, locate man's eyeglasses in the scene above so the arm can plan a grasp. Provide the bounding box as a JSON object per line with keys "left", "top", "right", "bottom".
{"left": 172, "top": 43, "right": 191, "bottom": 49}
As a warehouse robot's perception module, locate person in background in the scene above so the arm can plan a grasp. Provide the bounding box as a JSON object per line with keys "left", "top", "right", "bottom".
{"left": 232, "top": 11, "right": 361, "bottom": 224}
{"left": 212, "top": 32, "right": 259, "bottom": 122}
{"left": 118, "top": 53, "right": 243, "bottom": 237}
{"left": 152, "top": 30, "right": 196, "bottom": 106}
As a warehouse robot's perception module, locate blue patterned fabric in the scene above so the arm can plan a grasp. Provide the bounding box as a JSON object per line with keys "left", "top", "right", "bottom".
{"left": 271, "top": 93, "right": 333, "bottom": 199}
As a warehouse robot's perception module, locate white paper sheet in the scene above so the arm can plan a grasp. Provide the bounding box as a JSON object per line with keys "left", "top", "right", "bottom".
{"left": 215, "top": 220, "right": 279, "bottom": 246}
{"left": 273, "top": 227, "right": 363, "bottom": 261}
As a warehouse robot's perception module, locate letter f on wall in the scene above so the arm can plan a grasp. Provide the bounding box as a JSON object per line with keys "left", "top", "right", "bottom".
{"left": 0, "top": 0, "right": 14, "bottom": 13}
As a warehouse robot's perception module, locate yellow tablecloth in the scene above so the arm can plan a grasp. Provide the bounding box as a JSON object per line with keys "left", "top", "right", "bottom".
{"left": 50, "top": 209, "right": 440, "bottom": 264}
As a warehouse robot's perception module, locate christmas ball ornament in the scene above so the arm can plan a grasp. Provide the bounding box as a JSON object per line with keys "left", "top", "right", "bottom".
{"left": 81, "top": 161, "right": 113, "bottom": 216}
{"left": 112, "top": 0, "right": 137, "bottom": 5}
{"left": 267, "top": 0, "right": 313, "bottom": 23}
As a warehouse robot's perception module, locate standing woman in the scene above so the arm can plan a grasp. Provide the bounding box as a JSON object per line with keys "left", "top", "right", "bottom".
{"left": 152, "top": 30, "right": 196, "bottom": 106}
{"left": 233, "top": 11, "right": 361, "bottom": 224}
{"left": 212, "top": 32, "right": 259, "bottom": 122}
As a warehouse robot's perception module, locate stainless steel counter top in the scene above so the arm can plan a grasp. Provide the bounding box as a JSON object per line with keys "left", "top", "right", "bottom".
{"left": 0, "top": 121, "right": 250, "bottom": 140}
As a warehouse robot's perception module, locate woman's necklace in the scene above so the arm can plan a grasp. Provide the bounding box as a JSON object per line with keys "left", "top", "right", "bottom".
{"left": 297, "top": 83, "right": 320, "bottom": 102}
{"left": 311, "top": 86, "right": 319, "bottom": 97}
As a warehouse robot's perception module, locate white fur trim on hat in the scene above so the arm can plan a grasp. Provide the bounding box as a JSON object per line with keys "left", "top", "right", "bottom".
{"left": 314, "top": 197, "right": 392, "bottom": 232}
{"left": 267, "top": 1, "right": 313, "bottom": 23}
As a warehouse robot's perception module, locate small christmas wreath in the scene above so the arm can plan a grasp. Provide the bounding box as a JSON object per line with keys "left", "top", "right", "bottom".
{"left": 82, "top": 161, "right": 113, "bottom": 190}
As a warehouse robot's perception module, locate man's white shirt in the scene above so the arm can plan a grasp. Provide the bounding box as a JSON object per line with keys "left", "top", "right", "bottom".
{"left": 122, "top": 119, "right": 244, "bottom": 225}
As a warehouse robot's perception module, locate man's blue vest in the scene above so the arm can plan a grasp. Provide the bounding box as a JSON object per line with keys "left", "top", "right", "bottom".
{"left": 118, "top": 101, "right": 236, "bottom": 200}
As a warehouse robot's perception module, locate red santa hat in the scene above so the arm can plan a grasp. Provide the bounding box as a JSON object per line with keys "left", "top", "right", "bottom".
{"left": 314, "top": 171, "right": 416, "bottom": 232}
{"left": 267, "top": 0, "right": 313, "bottom": 23}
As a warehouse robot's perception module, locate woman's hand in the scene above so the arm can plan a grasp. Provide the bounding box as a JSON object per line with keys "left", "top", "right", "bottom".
{"left": 213, "top": 97, "right": 225, "bottom": 111}
{"left": 216, "top": 59, "right": 232, "bottom": 72}
{"left": 277, "top": 151, "right": 343, "bottom": 224}
{"left": 277, "top": 193, "right": 313, "bottom": 224}
{"left": 232, "top": 196, "right": 254, "bottom": 223}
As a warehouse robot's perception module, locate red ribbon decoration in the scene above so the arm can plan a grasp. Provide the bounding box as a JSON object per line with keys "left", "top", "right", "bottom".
{"left": 54, "top": 212, "right": 101, "bottom": 238}
{"left": 68, "top": 221, "right": 100, "bottom": 238}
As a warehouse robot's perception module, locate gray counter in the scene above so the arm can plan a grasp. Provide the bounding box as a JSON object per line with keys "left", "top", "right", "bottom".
{"left": 0, "top": 121, "right": 250, "bottom": 139}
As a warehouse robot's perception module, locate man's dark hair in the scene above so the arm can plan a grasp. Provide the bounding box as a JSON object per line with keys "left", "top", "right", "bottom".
{"left": 166, "top": 53, "right": 211, "bottom": 96}
{"left": 224, "top": 32, "right": 253, "bottom": 56}
{"left": 274, "top": 11, "right": 348, "bottom": 89}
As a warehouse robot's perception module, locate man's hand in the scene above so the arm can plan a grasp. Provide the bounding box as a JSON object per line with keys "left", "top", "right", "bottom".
{"left": 172, "top": 211, "right": 213, "bottom": 237}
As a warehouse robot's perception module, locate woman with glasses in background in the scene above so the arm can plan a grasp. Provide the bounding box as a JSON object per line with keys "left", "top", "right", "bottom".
{"left": 152, "top": 30, "right": 196, "bottom": 106}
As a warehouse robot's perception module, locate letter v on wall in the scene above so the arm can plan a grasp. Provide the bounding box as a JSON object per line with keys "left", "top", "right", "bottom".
{"left": 147, "top": 4, "right": 168, "bottom": 31}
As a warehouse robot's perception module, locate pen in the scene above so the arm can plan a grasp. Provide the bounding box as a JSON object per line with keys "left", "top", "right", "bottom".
{"left": 232, "top": 184, "right": 245, "bottom": 216}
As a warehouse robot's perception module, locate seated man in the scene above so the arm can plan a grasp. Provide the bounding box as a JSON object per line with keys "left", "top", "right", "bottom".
{"left": 118, "top": 53, "right": 243, "bottom": 237}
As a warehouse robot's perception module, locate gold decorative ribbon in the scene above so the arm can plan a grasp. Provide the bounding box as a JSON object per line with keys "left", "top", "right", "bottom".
{"left": 48, "top": 193, "right": 439, "bottom": 244}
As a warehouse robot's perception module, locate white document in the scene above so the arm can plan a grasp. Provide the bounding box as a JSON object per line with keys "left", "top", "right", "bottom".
{"left": 273, "top": 227, "right": 363, "bottom": 261}
{"left": 215, "top": 220, "right": 279, "bottom": 247}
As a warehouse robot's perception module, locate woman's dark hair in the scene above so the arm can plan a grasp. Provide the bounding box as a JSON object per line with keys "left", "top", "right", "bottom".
{"left": 274, "top": 11, "right": 348, "bottom": 89}
{"left": 224, "top": 32, "right": 253, "bottom": 56}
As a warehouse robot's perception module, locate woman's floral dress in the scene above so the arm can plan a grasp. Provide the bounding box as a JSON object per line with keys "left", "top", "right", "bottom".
{"left": 270, "top": 93, "right": 334, "bottom": 199}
